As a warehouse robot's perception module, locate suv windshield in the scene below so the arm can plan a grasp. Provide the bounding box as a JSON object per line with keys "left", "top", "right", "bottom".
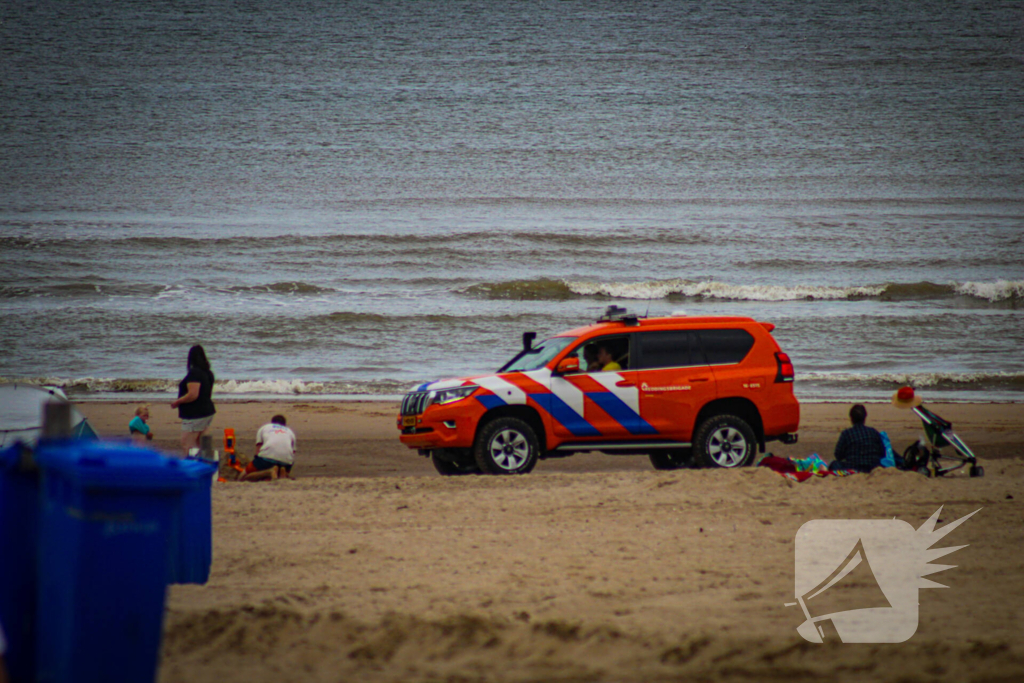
{"left": 500, "top": 336, "right": 576, "bottom": 373}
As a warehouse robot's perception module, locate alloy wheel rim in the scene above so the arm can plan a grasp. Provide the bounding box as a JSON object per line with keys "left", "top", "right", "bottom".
{"left": 708, "top": 426, "right": 747, "bottom": 467}
{"left": 489, "top": 429, "right": 530, "bottom": 470}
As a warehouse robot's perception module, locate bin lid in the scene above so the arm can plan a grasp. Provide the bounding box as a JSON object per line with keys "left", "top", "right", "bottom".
{"left": 34, "top": 441, "right": 217, "bottom": 490}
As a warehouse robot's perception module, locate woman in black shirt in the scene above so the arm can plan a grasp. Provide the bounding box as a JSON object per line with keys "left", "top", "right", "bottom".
{"left": 170, "top": 344, "right": 216, "bottom": 456}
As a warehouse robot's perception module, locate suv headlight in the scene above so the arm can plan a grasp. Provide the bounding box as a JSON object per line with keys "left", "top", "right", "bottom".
{"left": 429, "top": 385, "right": 478, "bottom": 406}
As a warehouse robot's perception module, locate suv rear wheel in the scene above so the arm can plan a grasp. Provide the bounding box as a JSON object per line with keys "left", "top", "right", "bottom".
{"left": 694, "top": 415, "right": 757, "bottom": 468}
{"left": 473, "top": 417, "right": 539, "bottom": 475}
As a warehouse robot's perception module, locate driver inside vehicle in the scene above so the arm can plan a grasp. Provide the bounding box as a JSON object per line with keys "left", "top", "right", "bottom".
{"left": 561, "top": 337, "right": 629, "bottom": 374}
{"left": 583, "top": 344, "right": 601, "bottom": 372}
{"left": 596, "top": 343, "right": 621, "bottom": 371}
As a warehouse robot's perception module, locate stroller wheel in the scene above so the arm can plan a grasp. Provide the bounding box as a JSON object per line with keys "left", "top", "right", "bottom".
{"left": 970, "top": 465, "right": 985, "bottom": 478}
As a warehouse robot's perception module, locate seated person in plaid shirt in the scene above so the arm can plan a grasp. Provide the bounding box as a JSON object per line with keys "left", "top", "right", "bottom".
{"left": 830, "top": 404, "right": 884, "bottom": 473}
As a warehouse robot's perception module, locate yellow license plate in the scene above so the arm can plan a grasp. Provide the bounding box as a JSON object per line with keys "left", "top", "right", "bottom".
{"left": 402, "top": 415, "right": 417, "bottom": 428}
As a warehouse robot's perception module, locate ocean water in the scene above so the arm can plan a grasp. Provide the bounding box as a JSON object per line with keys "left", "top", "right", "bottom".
{"left": 1, "top": 1, "right": 1022, "bottom": 403}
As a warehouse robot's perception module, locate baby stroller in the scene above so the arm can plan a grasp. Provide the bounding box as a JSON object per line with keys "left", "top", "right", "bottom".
{"left": 894, "top": 387, "right": 984, "bottom": 478}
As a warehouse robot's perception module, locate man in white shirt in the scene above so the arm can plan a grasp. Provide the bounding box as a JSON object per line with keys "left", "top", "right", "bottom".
{"left": 240, "top": 414, "right": 297, "bottom": 481}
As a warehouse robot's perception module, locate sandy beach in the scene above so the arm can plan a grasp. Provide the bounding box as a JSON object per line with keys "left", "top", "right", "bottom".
{"left": 76, "top": 400, "right": 1024, "bottom": 682}
{"left": 7, "top": 1, "right": 1023, "bottom": 680}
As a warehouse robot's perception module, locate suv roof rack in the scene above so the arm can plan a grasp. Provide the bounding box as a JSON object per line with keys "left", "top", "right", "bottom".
{"left": 597, "top": 305, "right": 640, "bottom": 326}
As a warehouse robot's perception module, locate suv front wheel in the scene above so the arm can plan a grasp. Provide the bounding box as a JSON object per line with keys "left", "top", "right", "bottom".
{"left": 431, "top": 450, "right": 481, "bottom": 476}
{"left": 694, "top": 415, "right": 757, "bottom": 468}
{"left": 473, "top": 417, "right": 539, "bottom": 475}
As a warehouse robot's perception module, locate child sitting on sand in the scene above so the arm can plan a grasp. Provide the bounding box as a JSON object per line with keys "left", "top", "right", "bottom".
{"left": 129, "top": 404, "right": 154, "bottom": 443}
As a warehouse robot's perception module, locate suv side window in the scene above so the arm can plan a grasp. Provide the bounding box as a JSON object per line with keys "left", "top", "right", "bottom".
{"left": 636, "top": 330, "right": 704, "bottom": 369}
{"left": 698, "top": 328, "right": 755, "bottom": 365}
{"left": 566, "top": 335, "right": 631, "bottom": 372}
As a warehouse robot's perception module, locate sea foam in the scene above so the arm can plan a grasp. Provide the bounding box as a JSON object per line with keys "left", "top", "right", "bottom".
{"left": 216, "top": 379, "right": 326, "bottom": 395}
{"left": 954, "top": 280, "right": 1024, "bottom": 302}
{"left": 799, "top": 370, "right": 1024, "bottom": 388}
{"left": 564, "top": 278, "right": 887, "bottom": 301}
{"left": 0, "top": 377, "right": 407, "bottom": 397}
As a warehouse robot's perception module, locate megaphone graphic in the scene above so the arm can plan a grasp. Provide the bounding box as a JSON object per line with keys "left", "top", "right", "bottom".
{"left": 793, "top": 538, "right": 892, "bottom": 642}
{"left": 789, "top": 509, "right": 980, "bottom": 644}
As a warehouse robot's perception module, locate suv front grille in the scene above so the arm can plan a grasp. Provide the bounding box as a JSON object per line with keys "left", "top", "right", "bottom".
{"left": 401, "top": 391, "right": 431, "bottom": 416}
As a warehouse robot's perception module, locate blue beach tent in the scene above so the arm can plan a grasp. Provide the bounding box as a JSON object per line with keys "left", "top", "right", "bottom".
{"left": 0, "top": 384, "right": 97, "bottom": 449}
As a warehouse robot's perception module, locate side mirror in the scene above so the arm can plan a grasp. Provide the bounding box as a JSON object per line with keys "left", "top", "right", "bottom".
{"left": 555, "top": 356, "right": 580, "bottom": 374}
{"left": 522, "top": 331, "right": 537, "bottom": 351}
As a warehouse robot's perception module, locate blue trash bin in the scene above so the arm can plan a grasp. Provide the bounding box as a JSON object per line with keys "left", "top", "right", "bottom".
{"left": 33, "top": 441, "right": 216, "bottom": 683}
{"left": 168, "top": 463, "right": 214, "bottom": 584}
{"left": 0, "top": 442, "right": 40, "bottom": 683}
{"left": 35, "top": 441, "right": 216, "bottom": 586}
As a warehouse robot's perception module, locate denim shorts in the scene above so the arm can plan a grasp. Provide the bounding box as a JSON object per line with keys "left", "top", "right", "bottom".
{"left": 180, "top": 415, "right": 214, "bottom": 433}
{"left": 252, "top": 455, "right": 292, "bottom": 472}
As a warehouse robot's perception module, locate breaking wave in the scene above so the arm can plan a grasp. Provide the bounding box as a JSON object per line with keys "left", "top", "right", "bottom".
{"left": 463, "top": 278, "right": 579, "bottom": 300}
{"left": 0, "top": 281, "right": 335, "bottom": 299}
{"left": 9, "top": 370, "right": 1023, "bottom": 399}
{"left": 953, "top": 279, "right": 1024, "bottom": 302}
{"left": 0, "top": 282, "right": 173, "bottom": 299}
{"left": 799, "top": 370, "right": 1024, "bottom": 390}
{"left": 467, "top": 278, "right": 1024, "bottom": 303}
{"left": 226, "top": 281, "right": 335, "bottom": 295}
{"left": 567, "top": 279, "right": 887, "bottom": 301}
{"left": 0, "top": 377, "right": 411, "bottom": 397}
{"left": 309, "top": 311, "right": 550, "bottom": 326}
{"left": 7, "top": 275, "right": 1021, "bottom": 304}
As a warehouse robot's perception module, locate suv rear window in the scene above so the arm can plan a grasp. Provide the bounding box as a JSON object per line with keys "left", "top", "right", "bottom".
{"left": 699, "top": 328, "right": 755, "bottom": 365}
{"left": 636, "top": 330, "right": 704, "bottom": 369}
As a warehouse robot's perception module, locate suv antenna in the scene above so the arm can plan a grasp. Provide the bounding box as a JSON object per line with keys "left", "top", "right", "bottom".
{"left": 644, "top": 297, "right": 652, "bottom": 318}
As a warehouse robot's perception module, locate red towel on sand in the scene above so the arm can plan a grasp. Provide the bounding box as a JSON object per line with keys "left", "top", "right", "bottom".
{"left": 757, "top": 455, "right": 815, "bottom": 482}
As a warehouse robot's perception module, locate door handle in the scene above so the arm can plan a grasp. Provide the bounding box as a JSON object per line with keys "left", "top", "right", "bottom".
{"left": 690, "top": 377, "right": 710, "bottom": 382}
{"left": 616, "top": 380, "right": 636, "bottom": 387}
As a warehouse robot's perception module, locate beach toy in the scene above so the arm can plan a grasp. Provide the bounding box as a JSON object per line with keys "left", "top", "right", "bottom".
{"left": 222, "top": 427, "right": 246, "bottom": 476}
{"left": 224, "top": 427, "right": 236, "bottom": 463}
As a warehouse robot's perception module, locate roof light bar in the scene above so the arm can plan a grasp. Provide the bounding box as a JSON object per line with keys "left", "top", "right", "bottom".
{"left": 597, "top": 305, "right": 639, "bottom": 326}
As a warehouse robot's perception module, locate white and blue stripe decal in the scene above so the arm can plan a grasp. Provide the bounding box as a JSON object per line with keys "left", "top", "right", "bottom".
{"left": 586, "top": 391, "right": 659, "bottom": 435}
{"left": 530, "top": 393, "right": 602, "bottom": 437}
{"left": 473, "top": 388, "right": 641, "bottom": 438}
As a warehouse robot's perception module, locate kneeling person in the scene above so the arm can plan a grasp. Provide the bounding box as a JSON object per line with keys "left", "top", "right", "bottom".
{"left": 241, "top": 415, "right": 296, "bottom": 481}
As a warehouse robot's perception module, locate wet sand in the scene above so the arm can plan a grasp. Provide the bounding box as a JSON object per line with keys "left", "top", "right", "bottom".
{"left": 75, "top": 400, "right": 1024, "bottom": 682}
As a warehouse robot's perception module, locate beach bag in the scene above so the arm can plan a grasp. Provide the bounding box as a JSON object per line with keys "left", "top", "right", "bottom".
{"left": 901, "top": 441, "right": 929, "bottom": 471}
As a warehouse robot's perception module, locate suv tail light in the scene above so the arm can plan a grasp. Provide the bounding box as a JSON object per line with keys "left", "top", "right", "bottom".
{"left": 775, "top": 352, "right": 794, "bottom": 383}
